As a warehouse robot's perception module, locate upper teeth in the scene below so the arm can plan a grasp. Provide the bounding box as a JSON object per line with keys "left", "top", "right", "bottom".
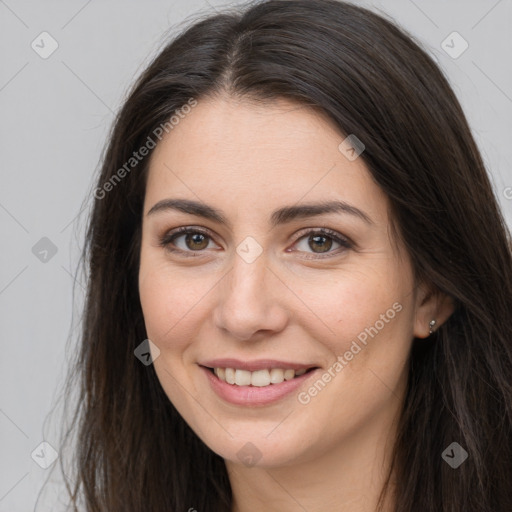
{"left": 214, "top": 367, "right": 308, "bottom": 387}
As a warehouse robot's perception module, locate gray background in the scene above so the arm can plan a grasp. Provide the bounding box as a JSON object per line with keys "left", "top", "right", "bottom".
{"left": 1, "top": 0, "right": 511, "bottom": 510}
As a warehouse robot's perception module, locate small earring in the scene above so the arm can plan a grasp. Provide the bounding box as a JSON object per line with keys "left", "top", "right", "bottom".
{"left": 429, "top": 319, "right": 436, "bottom": 335}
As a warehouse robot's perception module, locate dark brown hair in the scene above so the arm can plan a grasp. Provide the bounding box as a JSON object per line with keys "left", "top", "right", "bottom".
{"left": 53, "top": 0, "right": 512, "bottom": 510}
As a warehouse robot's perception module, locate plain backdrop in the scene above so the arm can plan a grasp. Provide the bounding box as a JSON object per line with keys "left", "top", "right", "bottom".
{"left": 1, "top": 0, "right": 511, "bottom": 510}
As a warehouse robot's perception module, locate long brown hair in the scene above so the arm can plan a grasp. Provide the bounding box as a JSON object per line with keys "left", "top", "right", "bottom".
{"left": 54, "top": 0, "right": 512, "bottom": 510}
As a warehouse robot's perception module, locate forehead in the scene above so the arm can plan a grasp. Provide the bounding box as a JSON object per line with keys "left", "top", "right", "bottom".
{"left": 144, "top": 96, "right": 388, "bottom": 226}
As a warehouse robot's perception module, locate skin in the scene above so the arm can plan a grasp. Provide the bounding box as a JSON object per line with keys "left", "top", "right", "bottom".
{"left": 138, "top": 95, "right": 454, "bottom": 512}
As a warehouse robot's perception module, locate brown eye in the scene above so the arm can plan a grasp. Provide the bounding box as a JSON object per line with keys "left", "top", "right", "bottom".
{"left": 160, "top": 227, "right": 216, "bottom": 256}
{"left": 291, "top": 228, "right": 352, "bottom": 258}
{"left": 308, "top": 234, "right": 333, "bottom": 253}
{"left": 183, "top": 232, "right": 209, "bottom": 250}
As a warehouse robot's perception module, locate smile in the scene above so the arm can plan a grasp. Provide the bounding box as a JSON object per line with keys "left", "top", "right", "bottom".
{"left": 212, "top": 367, "right": 311, "bottom": 386}
{"left": 199, "top": 359, "right": 320, "bottom": 406}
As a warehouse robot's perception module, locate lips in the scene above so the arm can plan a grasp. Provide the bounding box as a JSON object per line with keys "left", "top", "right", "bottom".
{"left": 200, "top": 359, "right": 318, "bottom": 386}
{"left": 199, "top": 358, "right": 320, "bottom": 405}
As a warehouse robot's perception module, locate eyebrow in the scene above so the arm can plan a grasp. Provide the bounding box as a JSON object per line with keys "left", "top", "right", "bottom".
{"left": 147, "top": 198, "right": 373, "bottom": 228}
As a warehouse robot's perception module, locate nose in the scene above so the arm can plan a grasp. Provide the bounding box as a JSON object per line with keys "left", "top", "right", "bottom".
{"left": 213, "top": 251, "right": 289, "bottom": 341}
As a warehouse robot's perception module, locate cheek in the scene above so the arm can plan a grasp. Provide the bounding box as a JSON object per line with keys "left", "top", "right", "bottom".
{"left": 292, "top": 261, "right": 411, "bottom": 360}
{"left": 290, "top": 267, "right": 413, "bottom": 442}
{"left": 138, "top": 255, "right": 206, "bottom": 350}
{"left": 138, "top": 256, "right": 210, "bottom": 419}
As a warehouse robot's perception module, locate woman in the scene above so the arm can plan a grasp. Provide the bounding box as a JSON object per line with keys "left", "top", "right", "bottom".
{"left": 58, "top": 0, "right": 512, "bottom": 510}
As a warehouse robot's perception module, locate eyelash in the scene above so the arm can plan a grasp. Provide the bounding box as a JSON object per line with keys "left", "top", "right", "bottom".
{"left": 158, "top": 226, "right": 353, "bottom": 259}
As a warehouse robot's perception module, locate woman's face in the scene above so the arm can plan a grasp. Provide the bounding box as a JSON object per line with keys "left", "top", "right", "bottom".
{"left": 138, "top": 96, "right": 433, "bottom": 468}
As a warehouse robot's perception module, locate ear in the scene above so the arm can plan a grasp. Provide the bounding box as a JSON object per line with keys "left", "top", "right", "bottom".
{"left": 413, "top": 281, "right": 455, "bottom": 339}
